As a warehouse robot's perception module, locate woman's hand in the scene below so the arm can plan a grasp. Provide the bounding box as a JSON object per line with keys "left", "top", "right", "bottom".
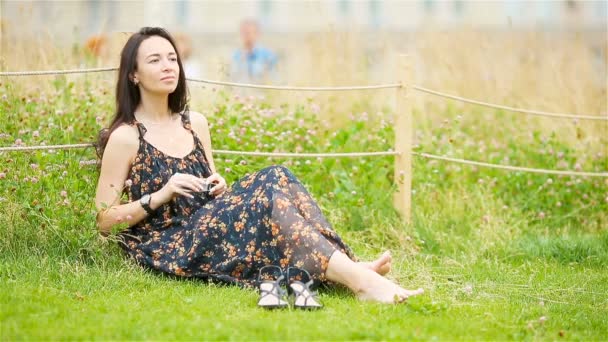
{"left": 206, "top": 173, "right": 228, "bottom": 196}
{"left": 156, "top": 172, "right": 208, "bottom": 203}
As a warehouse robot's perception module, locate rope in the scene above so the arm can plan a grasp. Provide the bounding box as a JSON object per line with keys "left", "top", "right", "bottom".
{"left": 212, "top": 150, "right": 399, "bottom": 158}
{"left": 1, "top": 67, "right": 604, "bottom": 121}
{"left": 414, "top": 152, "right": 608, "bottom": 177}
{"left": 2, "top": 143, "right": 605, "bottom": 177}
{"left": 0, "top": 143, "right": 396, "bottom": 158}
{"left": 0, "top": 143, "right": 95, "bottom": 152}
{"left": 412, "top": 85, "right": 607, "bottom": 121}
{"left": 0, "top": 67, "right": 117, "bottom": 76}
{"left": 187, "top": 78, "right": 401, "bottom": 91}
{"left": 0, "top": 68, "right": 399, "bottom": 90}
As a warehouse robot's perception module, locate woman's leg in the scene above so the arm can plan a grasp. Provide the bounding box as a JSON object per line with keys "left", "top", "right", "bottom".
{"left": 325, "top": 250, "right": 423, "bottom": 303}
{"left": 235, "top": 165, "right": 416, "bottom": 302}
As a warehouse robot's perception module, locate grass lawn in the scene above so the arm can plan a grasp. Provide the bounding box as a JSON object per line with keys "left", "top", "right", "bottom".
{"left": 1, "top": 78, "right": 607, "bottom": 340}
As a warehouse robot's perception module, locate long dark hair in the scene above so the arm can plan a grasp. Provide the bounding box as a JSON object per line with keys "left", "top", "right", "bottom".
{"left": 96, "top": 27, "right": 189, "bottom": 158}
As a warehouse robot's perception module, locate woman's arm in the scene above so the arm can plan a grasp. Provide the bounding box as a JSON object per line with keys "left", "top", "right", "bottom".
{"left": 95, "top": 124, "right": 209, "bottom": 235}
{"left": 94, "top": 125, "right": 164, "bottom": 235}
{"left": 189, "top": 111, "right": 217, "bottom": 174}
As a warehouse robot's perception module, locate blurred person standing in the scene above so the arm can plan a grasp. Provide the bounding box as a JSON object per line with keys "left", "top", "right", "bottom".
{"left": 230, "top": 18, "right": 278, "bottom": 84}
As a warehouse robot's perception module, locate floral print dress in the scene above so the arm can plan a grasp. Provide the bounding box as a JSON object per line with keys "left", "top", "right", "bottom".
{"left": 117, "top": 112, "right": 356, "bottom": 288}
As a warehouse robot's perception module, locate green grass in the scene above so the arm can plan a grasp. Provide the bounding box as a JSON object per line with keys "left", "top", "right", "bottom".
{"left": 1, "top": 77, "right": 607, "bottom": 340}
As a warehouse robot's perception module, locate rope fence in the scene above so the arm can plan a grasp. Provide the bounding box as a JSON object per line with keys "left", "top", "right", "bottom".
{"left": 2, "top": 57, "right": 607, "bottom": 221}
{"left": 0, "top": 143, "right": 95, "bottom": 152}
{"left": 1, "top": 67, "right": 605, "bottom": 121}
{"left": 412, "top": 85, "right": 607, "bottom": 121}
{"left": 412, "top": 152, "right": 608, "bottom": 177}
{"left": 0, "top": 67, "right": 118, "bottom": 76}
{"left": 188, "top": 78, "right": 401, "bottom": 91}
{"left": 1, "top": 143, "right": 605, "bottom": 177}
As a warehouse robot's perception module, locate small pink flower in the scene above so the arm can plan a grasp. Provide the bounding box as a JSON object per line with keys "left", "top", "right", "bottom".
{"left": 60, "top": 190, "right": 67, "bottom": 198}
{"left": 32, "top": 130, "right": 40, "bottom": 138}
{"left": 30, "top": 163, "right": 39, "bottom": 170}
{"left": 225, "top": 168, "right": 232, "bottom": 173}
{"left": 125, "top": 179, "right": 133, "bottom": 187}
{"left": 0, "top": 172, "right": 5, "bottom": 179}
{"left": 14, "top": 138, "right": 23, "bottom": 146}
{"left": 538, "top": 211, "right": 546, "bottom": 219}
{"left": 239, "top": 160, "right": 247, "bottom": 166}
{"left": 62, "top": 199, "right": 70, "bottom": 205}
{"left": 31, "top": 177, "right": 38, "bottom": 183}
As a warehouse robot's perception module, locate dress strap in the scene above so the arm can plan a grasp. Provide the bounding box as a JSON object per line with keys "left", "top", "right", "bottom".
{"left": 179, "top": 110, "right": 194, "bottom": 133}
{"left": 133, "top": 121, "right": 147, "bottom": 140}
{"left": 179, "top": 110, "right": 212, "bottom": 167}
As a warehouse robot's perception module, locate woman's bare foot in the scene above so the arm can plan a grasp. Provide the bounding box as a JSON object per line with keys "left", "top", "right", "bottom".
{"left": 359, "top": 251, "right": 392, "bottom": 276}
{"left": 325, "top": 250, "right": 422, "bottom": 305}
{"left": 356, "top": 269, "right": 424, "bottom": 304}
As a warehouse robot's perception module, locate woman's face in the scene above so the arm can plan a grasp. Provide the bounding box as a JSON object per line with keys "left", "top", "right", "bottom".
{"left": 132, "top": 36, "right": 180, "bottom": 94}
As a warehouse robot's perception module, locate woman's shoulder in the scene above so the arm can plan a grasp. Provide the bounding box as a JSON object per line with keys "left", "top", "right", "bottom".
{"left": 186, "top": 110, "right": 209, "bottom": 133}
{"left": 187, "top": 110, "right": 208, "bottom": 125}
{"left": 106, "top": 123, "right": 140, "bottom": 150}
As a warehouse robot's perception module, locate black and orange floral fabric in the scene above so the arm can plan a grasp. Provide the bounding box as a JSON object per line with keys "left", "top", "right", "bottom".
{"left": 117, "top": 112, "right": 356, "bottom": 287}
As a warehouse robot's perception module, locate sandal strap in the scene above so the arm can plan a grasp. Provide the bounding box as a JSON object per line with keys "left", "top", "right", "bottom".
{"left": 258, "top": 265, "right": 285, "bottom": 284}
{"left": 258, "top": 280, "right": 287, "bottom": 306}
{"left": 290, "top": 281, "right": 321, "bottom": 307}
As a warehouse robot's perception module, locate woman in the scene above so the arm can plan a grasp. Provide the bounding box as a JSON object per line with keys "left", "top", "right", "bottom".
{"left": 95, "top": 27, "right": 423, "bottom": 304}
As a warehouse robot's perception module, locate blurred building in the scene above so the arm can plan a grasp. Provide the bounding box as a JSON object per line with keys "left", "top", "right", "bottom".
{"left": 2, "top": 0, "right": 606, "bottom": 40}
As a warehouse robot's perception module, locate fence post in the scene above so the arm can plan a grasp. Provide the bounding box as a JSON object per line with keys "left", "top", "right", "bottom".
{"left": 394, "top": 54, "right": 413, "bottom": 223}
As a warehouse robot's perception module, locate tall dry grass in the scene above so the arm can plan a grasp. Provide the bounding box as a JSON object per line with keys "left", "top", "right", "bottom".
{"left": 2, "top": 12, "right": 606, "bottom": 151}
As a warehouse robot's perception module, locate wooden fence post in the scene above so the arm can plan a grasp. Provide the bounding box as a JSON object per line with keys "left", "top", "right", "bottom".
{"left": 393, "top": 54, "right": 413, "bottom": 223}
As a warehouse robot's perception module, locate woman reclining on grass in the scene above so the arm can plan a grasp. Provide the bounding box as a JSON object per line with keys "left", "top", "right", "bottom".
{"left": 95, "top": 27, "right": 423, "bottom": 306}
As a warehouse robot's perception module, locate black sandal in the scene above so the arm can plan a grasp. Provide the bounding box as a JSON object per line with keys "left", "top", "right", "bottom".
{"left": 257, "top": 265, "right": 288, "bottom": 309}
{"left": 286, "top": 267, "right": 323, "bottom": 310}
